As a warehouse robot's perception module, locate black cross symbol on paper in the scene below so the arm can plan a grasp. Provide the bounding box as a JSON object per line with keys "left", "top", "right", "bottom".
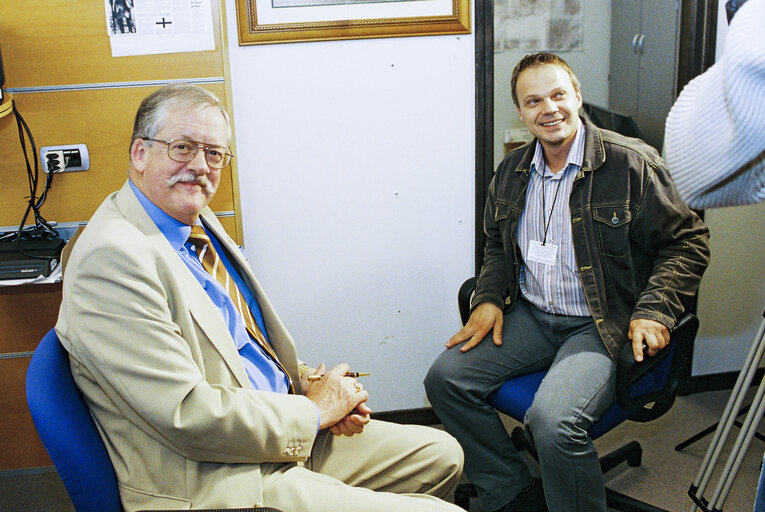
{"left": 156, "top": 17, "right": 173, "bottom": 28}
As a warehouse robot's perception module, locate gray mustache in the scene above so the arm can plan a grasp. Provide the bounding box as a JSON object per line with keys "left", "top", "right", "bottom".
{"left": 166, "top": 173, "right": 214, "bottom": 195}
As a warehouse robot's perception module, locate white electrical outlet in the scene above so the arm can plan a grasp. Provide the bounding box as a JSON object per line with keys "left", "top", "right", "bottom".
{"left": 40, "top": 144, "right": 89, "bottom": 173}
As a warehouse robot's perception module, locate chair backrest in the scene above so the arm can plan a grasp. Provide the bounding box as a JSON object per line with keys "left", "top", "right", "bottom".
{"left": 26, "top": 328, "right": 123, "bottom": 512}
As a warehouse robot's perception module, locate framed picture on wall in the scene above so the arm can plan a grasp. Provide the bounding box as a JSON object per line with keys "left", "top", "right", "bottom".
{"left": 235, "top": 0, "right": 470, "bottom": 45}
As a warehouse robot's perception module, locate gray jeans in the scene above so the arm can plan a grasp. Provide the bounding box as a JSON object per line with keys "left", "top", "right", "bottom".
{"left": 424, "top": 299, "right": 616, "bottom": 512}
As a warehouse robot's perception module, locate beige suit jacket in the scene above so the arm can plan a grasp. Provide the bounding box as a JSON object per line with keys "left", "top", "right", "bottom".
{"left": 56, "top": 181, "right": 319, "bottom": 511}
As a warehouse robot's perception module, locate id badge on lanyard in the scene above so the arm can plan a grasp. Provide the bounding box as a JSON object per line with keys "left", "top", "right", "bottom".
{"left": 527, "top": 239, "right": 558, "bottom": 266}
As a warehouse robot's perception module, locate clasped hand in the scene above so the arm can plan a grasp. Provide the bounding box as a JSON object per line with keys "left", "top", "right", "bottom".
{"left": 303, "top": 363, "right": 371, "bottom": 436}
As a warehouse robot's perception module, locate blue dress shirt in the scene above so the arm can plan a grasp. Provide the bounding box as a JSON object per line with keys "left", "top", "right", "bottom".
{"left": 129, "top": 181, "right": 290, "bottom": 393}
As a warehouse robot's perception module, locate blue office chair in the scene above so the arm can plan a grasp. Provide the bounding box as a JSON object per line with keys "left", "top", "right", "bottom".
{"left": 452, "top": 278, "right": 699, "bottom": 512}
{"left": 26, "top": 328, "right": 281, "bottom": 512}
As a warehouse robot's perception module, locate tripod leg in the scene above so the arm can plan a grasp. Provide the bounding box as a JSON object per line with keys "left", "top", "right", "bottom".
{"left": 706, "top": 374, "right": 765, "bottom": 510}
{"left": 675, "top": 404, "right": 753, "bottom": 452}
{"left": 689, "top": 316, "right": 765, "bottom": 512}
{"left": 676, "top": 422, "right": 725, "bottom": 452}
{"left": 732, "top": 419, "right": 765, "bottom": 444}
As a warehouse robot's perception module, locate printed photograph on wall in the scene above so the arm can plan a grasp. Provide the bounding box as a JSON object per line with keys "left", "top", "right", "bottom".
{"left": 236, "top": 0, "right": 470, "bottom": 45}
{"left": 103, "top": 0, "right": 216, "bottom": 57}
{"left": 494, "top": 0, "right": 582, "bottom": 53}
{"left": 108, "top": 0, "right": 136, "bottom": 34}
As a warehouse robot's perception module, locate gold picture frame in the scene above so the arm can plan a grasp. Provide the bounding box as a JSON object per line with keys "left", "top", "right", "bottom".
{"left": 236, "top": 0, "right": 470, "bottom": 45}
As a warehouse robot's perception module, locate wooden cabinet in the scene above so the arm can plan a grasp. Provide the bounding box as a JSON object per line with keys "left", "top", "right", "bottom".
{"left": 0, "top": 284, "right": 62, "bottom": 470}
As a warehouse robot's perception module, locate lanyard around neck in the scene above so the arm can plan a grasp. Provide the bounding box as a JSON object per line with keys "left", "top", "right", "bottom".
{"left": 540, "top": 167, "right": 564, "bottom": 246}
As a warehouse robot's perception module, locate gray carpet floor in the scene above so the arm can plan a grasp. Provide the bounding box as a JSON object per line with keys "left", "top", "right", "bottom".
{"left": 1, "top": 389, "right": 762, "bottom": 512}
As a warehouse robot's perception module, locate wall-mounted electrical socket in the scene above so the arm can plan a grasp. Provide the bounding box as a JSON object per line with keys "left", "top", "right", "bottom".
{"left": 40, "top": 144, "right": 89, "bottom": 173}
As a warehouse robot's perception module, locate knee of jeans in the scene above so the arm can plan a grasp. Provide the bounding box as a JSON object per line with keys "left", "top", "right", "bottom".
{"left": 525, "top": 404, "right": 556, "bottom": 444}
{"left": 424, "top": 353, "right": 452, "bottom": 399}
{"left": 525, "top": 402, "right": 587, "bottom": 447}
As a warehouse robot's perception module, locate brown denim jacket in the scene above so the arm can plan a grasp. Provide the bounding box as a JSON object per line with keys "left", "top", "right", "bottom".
{"left": 473, "top": 117, "right": 711, "bottom": 360}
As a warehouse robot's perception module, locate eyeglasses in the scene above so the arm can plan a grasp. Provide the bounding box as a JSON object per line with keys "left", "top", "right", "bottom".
{"left": 143, "top": 138, "right": 234, "bottom": 169}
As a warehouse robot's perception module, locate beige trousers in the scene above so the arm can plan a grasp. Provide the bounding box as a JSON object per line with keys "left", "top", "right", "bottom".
{"left": 260, "top": 420, "right": 465, "bottom": 511}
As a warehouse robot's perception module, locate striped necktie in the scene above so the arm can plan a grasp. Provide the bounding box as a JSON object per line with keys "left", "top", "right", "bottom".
{"left": 187, "top": 225, "right": 291, "bottom": 390}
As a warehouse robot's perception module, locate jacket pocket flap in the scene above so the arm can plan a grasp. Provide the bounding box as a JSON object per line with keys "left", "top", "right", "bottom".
{"left": 494, "top": 201, "right": 514, "bottom": 221}
{"left": 593, "top": 207, "right": 631, "bottom": 228}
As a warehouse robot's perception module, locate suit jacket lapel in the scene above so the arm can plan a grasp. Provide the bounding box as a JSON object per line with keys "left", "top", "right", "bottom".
{"left": 114, "top": 182, "right": 252, "bottom": 389}
{"left": 200, "top": 211, "right": 301, "bottom": 384}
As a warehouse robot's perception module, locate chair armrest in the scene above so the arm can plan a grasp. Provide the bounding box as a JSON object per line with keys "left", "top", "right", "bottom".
{"left": 615, "top": 313, "right": 699, "bottom": 422}
{"left": 458, "top": 277, "right": 478, "bottom": 325}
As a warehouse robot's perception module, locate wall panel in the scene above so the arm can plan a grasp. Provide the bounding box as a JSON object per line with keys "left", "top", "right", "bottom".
{"left": 0, "top": 84, "right": 233, "bottom": 227}
{"left": 0, "top": 0, "right": 236, "bottom": 471}
{"left": 0, "top": 1, "right": 223, "bottom": 88}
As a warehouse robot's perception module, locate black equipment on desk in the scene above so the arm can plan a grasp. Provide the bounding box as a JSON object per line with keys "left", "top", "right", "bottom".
{"left": 0, "top": 237, "right": 65, "bottom": 280}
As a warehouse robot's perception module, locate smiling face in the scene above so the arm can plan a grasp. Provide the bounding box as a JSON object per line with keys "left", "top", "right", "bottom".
{"left": 515, "top": 63, "right": 583, "bottom": 153}
{"left": 129, "top": 104, "right": 229, "bottom": 225}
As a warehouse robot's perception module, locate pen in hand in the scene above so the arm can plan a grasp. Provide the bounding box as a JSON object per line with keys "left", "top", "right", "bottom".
{"left": 307, "top": 371, "right": 371, "bottom": 382}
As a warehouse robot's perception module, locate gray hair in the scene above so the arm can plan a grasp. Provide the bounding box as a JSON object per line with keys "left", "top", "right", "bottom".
{"left": 130, "top": 83, "right": 231, "bottom": 150}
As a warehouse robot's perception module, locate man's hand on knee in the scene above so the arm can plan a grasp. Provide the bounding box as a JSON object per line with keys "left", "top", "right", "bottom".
{"left": 446, "top": 302, "right": 503, "bottom": 352}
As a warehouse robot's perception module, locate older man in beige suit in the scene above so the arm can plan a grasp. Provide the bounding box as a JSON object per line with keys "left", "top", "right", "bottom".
{"left": 56, "top": 83, "right": 463, "bottom": 512}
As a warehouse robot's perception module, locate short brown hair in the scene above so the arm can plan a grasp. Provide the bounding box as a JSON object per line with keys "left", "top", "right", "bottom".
{"left": 510, "top": 52, "right": 581, "bottom": 108}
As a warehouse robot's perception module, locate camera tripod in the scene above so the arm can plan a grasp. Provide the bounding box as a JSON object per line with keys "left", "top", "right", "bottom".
{"left": 688, "top": 309, "right": 765, "bottom": 512}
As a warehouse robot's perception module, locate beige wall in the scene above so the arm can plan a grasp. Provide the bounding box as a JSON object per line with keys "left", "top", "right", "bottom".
{"left": 693, "top": 201, "right": 765, "bottom": 374}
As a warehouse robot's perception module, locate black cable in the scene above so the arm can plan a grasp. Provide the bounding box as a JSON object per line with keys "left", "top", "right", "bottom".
{"left": 12, "top": 99, "right": 36, "bottom": 236}
{"left": 6, "top": 99, "right": 60, "bottom": 260}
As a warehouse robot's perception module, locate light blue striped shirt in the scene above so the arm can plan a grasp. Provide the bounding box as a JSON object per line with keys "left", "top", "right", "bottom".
{"left": 516, "top": 124, "right": 591, "bottom": 317}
